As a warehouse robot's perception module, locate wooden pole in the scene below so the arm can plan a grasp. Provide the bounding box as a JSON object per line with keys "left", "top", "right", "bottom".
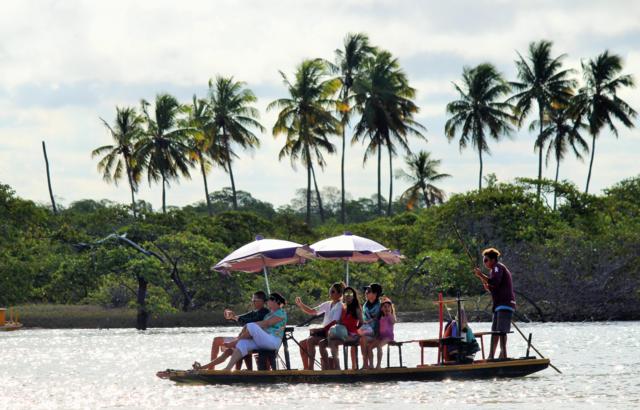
{"left": 511, "top": 320, "right": 562, "bottom": 374}
{"left": 438, "top": 292, "right": 443, "bottom": 364}
{"left": 42, "top": 141, "right": 58, "bottom": 214}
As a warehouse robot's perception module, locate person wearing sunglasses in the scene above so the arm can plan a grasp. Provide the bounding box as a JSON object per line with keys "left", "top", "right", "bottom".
{"left": 195, "top": 292, "right": 288, "bottom": 371}
{"left": 295, "top": 282, "right": 345, "bottom": 370}
{"left": 205, "top": 291, "right": 270, "bottom": 370}
{"left": 473, "top": 247, "right": 516, "bottom": 359}
{"left": 324, "top": 286, "right": 363, "bottom": 370}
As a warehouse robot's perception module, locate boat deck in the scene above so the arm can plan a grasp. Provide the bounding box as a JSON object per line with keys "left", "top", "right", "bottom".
{"left": 167, "top": 357, "right": 550, "bottom": 384}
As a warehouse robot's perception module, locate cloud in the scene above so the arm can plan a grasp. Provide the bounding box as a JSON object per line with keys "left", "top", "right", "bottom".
{"left": 0, "top": 0, "right": 638, "bottom": 209}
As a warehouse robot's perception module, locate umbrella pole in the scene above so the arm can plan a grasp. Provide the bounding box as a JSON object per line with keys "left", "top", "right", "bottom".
{"left": 263, "top": 266, "right": 271, "bottom": 294}
{"left": 345, "top": 261, "right": 350, "bottom": 286}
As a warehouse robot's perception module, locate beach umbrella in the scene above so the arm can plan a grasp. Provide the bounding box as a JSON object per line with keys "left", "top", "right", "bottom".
{"left": 309, "top": 232, "right": 403, "bottom": 285}
{"left": 213, "top": 235, "right": 311, "bottom": 294}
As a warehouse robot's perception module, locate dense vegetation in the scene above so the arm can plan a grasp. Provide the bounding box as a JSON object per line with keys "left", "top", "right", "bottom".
{"left": 5, "top": 34, "right": 637, "bottom": 328}
{"left": 2, "top": 175, "right": 639, "bottom": 328}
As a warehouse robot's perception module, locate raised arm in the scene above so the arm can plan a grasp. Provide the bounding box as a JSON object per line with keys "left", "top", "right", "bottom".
{"left": 295, "top": 297, "right": 318, "bottom": 316}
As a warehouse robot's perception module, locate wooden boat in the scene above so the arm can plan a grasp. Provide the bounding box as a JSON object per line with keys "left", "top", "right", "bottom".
{"left": 165, "top": 357, "right": 549, "bottom": 385}
{"left": 0, "top": 308, "right": 23, "bottom": 331}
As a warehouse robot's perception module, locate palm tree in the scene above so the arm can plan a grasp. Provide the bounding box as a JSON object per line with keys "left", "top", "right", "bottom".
{"left": 510, "top": 40, "right": 576, "bottom": 199}
{"left": 445, "top": 63, "right": 516, "bottom": 190}
{"left": 396, "top": 150, "right": 451, "bottom": 209}
{"left": 571, "top": 51, "right": 637, "bottom": 193}
{"left": 208, "top": 76, "right": 264, "bottom": 210}
{"left": 182, "top": 95, "right": 224, "bottom": 216}
{"left": 92, "top": 106, "right": 143, "bottom": 217}
{"left": 532, "top": 103, "right": 589, "bottom": 209}
{"left": 268, "top": 59, "right": 340, "bottom": 225}
{"left": 333, "top": 32, "right": 376, "bottom": 224}
{"left": 136, "top": 93, "right": 192, "bottom": 214}
{"left": 352, "top": 50, "right": 426, "bottom": 216}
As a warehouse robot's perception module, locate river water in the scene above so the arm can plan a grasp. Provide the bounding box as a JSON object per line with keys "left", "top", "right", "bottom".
{"left": 2, "top": 322, "right": 639, "bottom": 409}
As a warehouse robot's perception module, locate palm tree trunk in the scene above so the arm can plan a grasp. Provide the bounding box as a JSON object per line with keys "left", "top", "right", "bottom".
{"left": 223, "top": 132, "right": 238, "bottom": 210}
{"left": 199, "top": 155, "right": 212, "bottom": 216}
{"left": 341, "top": 119, "right": 346, "bottom": 224}
{"left": 161, "top": 173, "right": 167, "bottom": 214}
{"left": 387, "top": 145, "right": 393, "bottom": 217}
{"left": 585, "top": 133, "right": 596, "bottom": 194}
{"left": 553, "top": 156, "right": 560, "bottom": 211}
{"left": 310, "top": 162, "right": 325, "bottom": 223}
{"left": 125, "top": 162, "right": 137, "bottom": 218}
{"left": 41, "top": 141, "right": 58, "bottom": 215}
{"left": 306, "top": 161, "right": 312, "bottom": 226}
{"left": 422, "top": 188, "right": 430, "bottom": 208}
{"left": 478, "top": 145, "right": 484, "bottom": 191}
{"left": 377, "top": 142, "right": 382, "bottom": 215}
{"left": 537, "top": 104, "right": 544, "bottom": 199}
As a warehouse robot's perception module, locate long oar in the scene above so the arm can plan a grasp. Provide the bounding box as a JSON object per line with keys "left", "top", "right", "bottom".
{"left": 452, "top": 224, "right": 562, "bottom": 374}
{"left": 511, "top": 320, "right": 562, "bottom": 374}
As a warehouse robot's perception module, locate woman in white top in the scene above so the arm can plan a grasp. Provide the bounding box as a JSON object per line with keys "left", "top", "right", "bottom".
{"left": 295, "top": 282, "right": 344, "bottom": 370}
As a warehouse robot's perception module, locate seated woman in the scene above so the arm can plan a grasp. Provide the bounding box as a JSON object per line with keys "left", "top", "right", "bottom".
{"left": 367, "top": 296, "right": 396, "bottom": 368}
{"left": 295, "top": 282, "right": 344, "bottom": 370}
{"left": 323, "top": 286, "right": 362, "bottom": 370}
{"left": 206, "top": 291, "right": 270, "bottom": 369}
{"left": 196, "top": 292, "right": 287, "bottom": 371}
{"left": 358, "top": 283, "right": 382, "bottom": 369}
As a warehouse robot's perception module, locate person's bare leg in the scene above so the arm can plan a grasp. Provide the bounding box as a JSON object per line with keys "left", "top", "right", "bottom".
{"left": 319, "top": 339, "right": 330, "bottom": 361}
{"left": 350, "top": 346, "right": 358, "bottom": 370}
{"left": 224, "top": 349, "right": 244, "bottom": 371}
{"left": 199, "top": 348, "right": 233, "bottom": 369}
{"left": 499, "top": 335, "right": 508, "bottom": 359}
{"left": 299, "top": 339, "right": 310, "bottom": 370}
{"left": 488, "top": 335, "right": 499, "bottom": 359}
{"left": 328, "top": 339, "right": 340, "bottom": 369}
{"left": 360, "top": 337, "right": 370, "bottom": 369}
{"left": 211, "top": 336, "right": 226, "bottom": 362}
{"left": 375, "top": 344, "right": 384, "bottom": 368}
{"left": 307, "top": 337, "right": 320, "bottom": 370}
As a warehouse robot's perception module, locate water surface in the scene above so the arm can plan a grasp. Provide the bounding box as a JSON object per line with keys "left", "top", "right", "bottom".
{"left": 2, "top": 322, "right": 639, "bottom": 409}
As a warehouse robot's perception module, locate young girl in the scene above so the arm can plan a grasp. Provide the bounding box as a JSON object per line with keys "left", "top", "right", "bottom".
{"left": 358, "top": 283, "right": 382, "bottom": 369}
{"left": 367, "top": 296, "right": 396, "bottom": 368}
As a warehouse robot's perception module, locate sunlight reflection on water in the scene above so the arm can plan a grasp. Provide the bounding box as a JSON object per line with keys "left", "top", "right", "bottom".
{"left": 1, "top": 322, "right": 639, "bottom": 409}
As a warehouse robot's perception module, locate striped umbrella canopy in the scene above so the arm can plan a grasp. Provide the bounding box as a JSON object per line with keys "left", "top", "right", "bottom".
{"left": 309, "top": 232, "right": 403, "bottom": 285}
{"left": 213, "top": 235, "right": 312, "bottom": 293}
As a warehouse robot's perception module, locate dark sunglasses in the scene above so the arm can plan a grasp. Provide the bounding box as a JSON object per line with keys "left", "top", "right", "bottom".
{"left": 483, "top": 257, "right": 490, "bottom": 262}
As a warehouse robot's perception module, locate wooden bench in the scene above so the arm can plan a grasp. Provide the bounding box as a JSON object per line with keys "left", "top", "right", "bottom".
{"left": 386, "top": 341, "right": 405, "bottom": 368}
{"left": 472, "top": 331, "right": 513, "bottom": 360}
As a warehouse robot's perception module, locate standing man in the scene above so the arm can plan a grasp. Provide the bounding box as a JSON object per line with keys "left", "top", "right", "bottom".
{"left": 473, "top": 248, "right": 516, "bottom": 359}
{"left": 206, "top": 291, "right": 270, "bottom": 369}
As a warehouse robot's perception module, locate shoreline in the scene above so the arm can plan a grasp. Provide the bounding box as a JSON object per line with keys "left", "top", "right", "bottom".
{"left": 10, "top": 304, "right": 636, "bottom": 330}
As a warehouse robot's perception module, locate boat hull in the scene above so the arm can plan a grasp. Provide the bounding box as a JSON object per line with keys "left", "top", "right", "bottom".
{"left": 167, "top": 358, "right": 550, "bottom": 385}
{"left": 0, "top": 323, "right": 23, "bottom": 332}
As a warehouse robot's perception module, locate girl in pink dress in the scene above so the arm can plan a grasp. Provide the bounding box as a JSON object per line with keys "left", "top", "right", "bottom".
{"left": 367, "top": 296, "right": 396, "bottom": 368}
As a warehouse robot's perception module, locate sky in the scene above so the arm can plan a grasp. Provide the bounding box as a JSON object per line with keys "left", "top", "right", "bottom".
{"left": 0, "top": 0, "right": 639, "bottom": 210}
